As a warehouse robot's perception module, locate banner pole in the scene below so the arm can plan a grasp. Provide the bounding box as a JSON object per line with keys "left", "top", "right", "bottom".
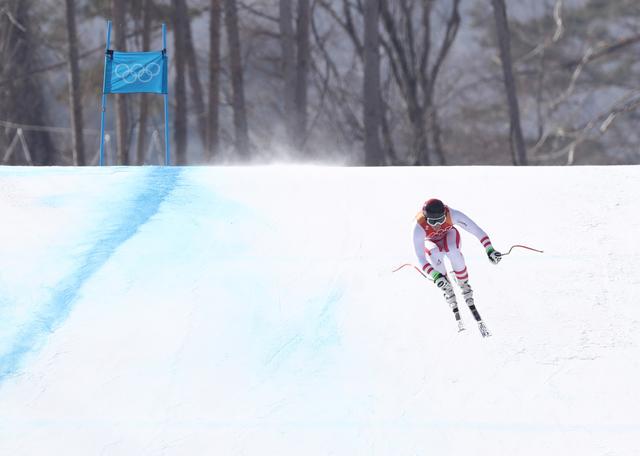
{"left": 162, "top": 23, "right": 170, "bottom": 166}
{"left": 99, "top": 20, "right": 112, "bottom": 166}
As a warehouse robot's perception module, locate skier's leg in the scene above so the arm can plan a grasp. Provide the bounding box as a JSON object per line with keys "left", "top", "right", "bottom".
{"left": 443, "top": 229, "right": 473, "bottom": 302}
{"left": 444, "top": 229, "right": 488, "bottom": 335}
{"left": 425, "top": 241, "right": 447, "bottom": 276}
{"left": 426, "top": 242, "right": 462, "bottom": 329}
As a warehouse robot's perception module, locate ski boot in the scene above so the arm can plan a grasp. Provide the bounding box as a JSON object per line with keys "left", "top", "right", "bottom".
{"left": 458, "top": 279, "right": 491, "bottom": 337}
{"left": 444, "top": 289, "right": 465, "bottom": 332}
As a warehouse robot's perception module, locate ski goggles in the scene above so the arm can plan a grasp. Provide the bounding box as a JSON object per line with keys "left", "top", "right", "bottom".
{"left": 427, "top": 214, "right": 446, "bottom": 226}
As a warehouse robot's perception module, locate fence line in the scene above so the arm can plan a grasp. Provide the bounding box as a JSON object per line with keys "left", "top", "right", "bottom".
{"left": 0, "top": 119, "right": 105, "bottom": 135}
{"left": 1, "top": 119, "right": 164, "bottom": 165}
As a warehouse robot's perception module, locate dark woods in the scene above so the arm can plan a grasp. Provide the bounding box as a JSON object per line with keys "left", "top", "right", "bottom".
{"left": 0, "top": 0, "right": 639, "bottom": 166}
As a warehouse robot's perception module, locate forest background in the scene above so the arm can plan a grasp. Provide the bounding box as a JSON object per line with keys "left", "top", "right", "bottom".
{"left": 1, "top": 0, "right": 638, "bottom": 166}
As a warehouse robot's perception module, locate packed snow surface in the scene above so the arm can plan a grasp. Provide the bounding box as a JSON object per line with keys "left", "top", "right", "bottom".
{"left": 0, "top": 165, "right": 638, "bottom": 455}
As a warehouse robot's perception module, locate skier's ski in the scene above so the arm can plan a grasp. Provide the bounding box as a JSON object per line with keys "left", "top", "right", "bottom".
{"left": 464, "top": 299, "right": 491, "bottom": 337}
{"left": 445, "top": 291, "right": 489, "bottom": 337}
{"left": 478, "top": 321, "right": 491, "bottom": 338}
{"left": 452, "top": 307, "right": 465, "bottom": 332}
{"left": 467, "top": 302, "right": 482, "bottom": 322}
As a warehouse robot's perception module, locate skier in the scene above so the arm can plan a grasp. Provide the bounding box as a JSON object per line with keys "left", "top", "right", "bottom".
{"left": 413, "top": 198, "right": 501, "bottom": 336}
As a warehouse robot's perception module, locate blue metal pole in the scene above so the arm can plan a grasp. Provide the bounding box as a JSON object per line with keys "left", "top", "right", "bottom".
{"left": 99, "top": 21, "right": 112, "bottom": 166}
{"left": 162, "top": 23, "right": 171, "bottom": 166}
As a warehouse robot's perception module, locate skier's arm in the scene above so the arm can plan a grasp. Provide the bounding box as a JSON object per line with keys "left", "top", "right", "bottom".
{"left": 450, "top": 208, "right": 502, "bottom": 264}
{"left": 412, "top": 224, "right": 438, "bottom": 278}
{"left": 449, "top": 208, "right": 490, "bottom": 244}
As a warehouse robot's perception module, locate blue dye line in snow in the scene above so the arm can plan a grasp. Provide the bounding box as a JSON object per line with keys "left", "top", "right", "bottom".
{"left": 0, "top": 167, "right": 182, "bottom": 382}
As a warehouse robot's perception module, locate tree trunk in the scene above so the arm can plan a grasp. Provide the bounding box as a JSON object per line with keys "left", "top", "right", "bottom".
{"left": 491, "top": 0, "right": 527, "bottom": 165}
{"left": 207, "top": 0, "right": 222, "bottom": 159}
{"left": 64, "top": 0, "right": 85, "bottom": 165}
{"left": 295, "top": 0, "right": 310, "bottom": 149}
{"left": 224, "top": 0, "right": 250, "bottom": 158}
{"left": 185, "top": 9, "right": 208, "bottom": 146}
{"left": 279, "top": 0, "right": 296, "bottom": 148}
{"left": 376, "top": 0, "right": 460, "bottom": 165}
{"left": 428, "top": 106, "right": 446, "bottom": 165}
{"left": 0, "top": 0, "right": 55, "bottom": 165}
{"left": 136, "top": 0, "right": 152, "bottom": 165}
{"left": 363, "top": 0, "right": 382, "bottom": 165}
{"left": 172, "top": 0, "right": 188, "bottom": 164}
{"left": 112, "top": 0, "right": 129, "bottom": 165}
{"left": 412, "top": 108, "right": 429, "bottom": 166}
{"left": 381, "top": 101, "right": 398, "bottom": 164}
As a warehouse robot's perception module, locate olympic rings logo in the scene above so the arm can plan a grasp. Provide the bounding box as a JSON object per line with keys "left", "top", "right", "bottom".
{"left": 114, "top": 62, "right": 161, "bottom": 84}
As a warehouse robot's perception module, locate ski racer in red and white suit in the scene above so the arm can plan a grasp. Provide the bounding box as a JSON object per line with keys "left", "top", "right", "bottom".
{"left": 412, "top": 198, "right": 501, "bottom": 334}
{"left": 412, "top": 205, "right": 500, "bottom": 283}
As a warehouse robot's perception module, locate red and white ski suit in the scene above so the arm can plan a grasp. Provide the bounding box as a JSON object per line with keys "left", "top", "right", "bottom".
{"left": 412, "top": 206, "right": 494, "bottom": 282}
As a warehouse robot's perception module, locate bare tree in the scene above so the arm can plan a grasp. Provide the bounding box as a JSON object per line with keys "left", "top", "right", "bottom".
{"left": 0, "top": 0, "right": 55, "bottom": 165}
{"left": 279, "top": 0, "right": 297, "bottom": 148}
{"left": 279, "top": 0, "right": 310, "bottom": 151}
{"left": 185, "top": 5, "right": 207, "bottom": 146}
{"left": 491, "top": 0, "right": 527, "bottom": 165}
{"left": 135, "top": 0, "right": 152, "bottom": 165}
{"left": 64, "top": 0, "right": 85, "bottom": 165}
{"left": 207, "top": 0, "right": 222, "bottom": 159}
{"left": 379, "top": 0, "right": 460, "bottom": 165}
{"left": 317, "top": 1, "right": 460, "bottom": 164}
{"left": 112, "top": 0, "right": 129, "bottom": 165}
{"left": 363, "top": 0, "right": 382, "bottom": 165}
{"left": 224, "top": 0, "right": 250, "bottom": 158}
{"left": 295, "top": 0, "right": 310, "bottom": 149}
{"left": 313, "top": 0, "right": 394, "bottom": 163}
{"left": 172, "top": 0, "right": 188, "bottom": 164}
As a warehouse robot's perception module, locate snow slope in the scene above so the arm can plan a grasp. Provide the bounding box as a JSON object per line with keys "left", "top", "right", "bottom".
{"left": 0, "top": 165, "right": 638, "bottom": 455}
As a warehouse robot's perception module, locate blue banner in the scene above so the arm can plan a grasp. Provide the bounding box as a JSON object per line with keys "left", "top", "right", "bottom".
{"left": 104, "top": 51, "right": 167, "bottom": 94}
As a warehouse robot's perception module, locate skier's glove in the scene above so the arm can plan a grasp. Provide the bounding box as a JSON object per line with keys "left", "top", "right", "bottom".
{"left": 486, "top": 246, "right": 502, "bottom": 264}
{"left": 432, "top": 272, "right": 453, "bottom": 293}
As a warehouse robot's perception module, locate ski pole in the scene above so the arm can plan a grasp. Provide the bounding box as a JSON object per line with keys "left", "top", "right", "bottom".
{"left": 501, "top": 244, "right": 544, "bottom": 256}
{"left": 393, "top": 244, "right": 543, "bottom": 277}
{"left": 392, "top": 263, "right": 428, "bottom": 278}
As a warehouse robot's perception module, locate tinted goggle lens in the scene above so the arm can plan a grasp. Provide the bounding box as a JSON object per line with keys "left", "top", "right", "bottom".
{"left": 427, "top": 214, "right": 446, "bottom": 226}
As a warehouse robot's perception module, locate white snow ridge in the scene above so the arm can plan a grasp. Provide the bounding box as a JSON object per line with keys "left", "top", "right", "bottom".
{"left": 0, "top": 165, "right": 639, "bottom": 455}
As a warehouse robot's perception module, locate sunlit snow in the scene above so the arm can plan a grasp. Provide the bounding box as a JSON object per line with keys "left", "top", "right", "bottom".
{"left": 0, "top": 165, "right": 638, "bottom": 455}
